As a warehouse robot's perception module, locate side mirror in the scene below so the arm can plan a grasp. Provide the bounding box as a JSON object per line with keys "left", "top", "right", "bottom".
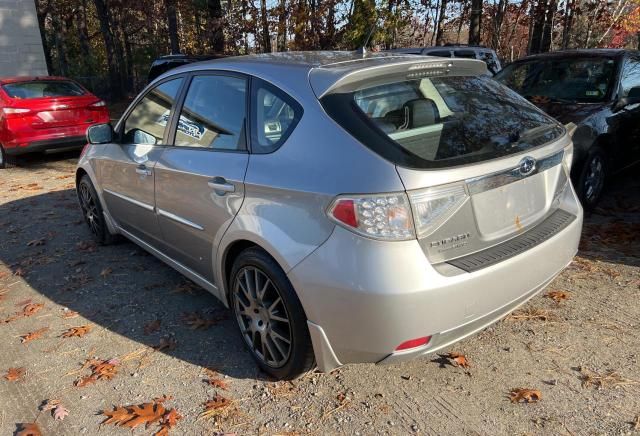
{"left": 613, "top": 86, "right": 640, "bottom": 112}
{"left": 87, "top": 123, "right": 113, "bottom": 144}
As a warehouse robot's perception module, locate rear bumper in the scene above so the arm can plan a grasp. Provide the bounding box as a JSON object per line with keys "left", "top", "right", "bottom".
{"left": 4, "top": 136, "right": 86, "bottom": 155}
{"left": 288, "top": 185, "right": 583, "bottom": 371}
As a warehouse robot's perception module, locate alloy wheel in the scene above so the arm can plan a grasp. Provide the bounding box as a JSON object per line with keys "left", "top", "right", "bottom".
{"left": 78, "top": 182, "right": 102, "bottom": 237}
{"left": 232, "top": 266, "right": 292, "bottom": 368}
{"left": 583, "top": 155, "right": 604, "bottom": 203}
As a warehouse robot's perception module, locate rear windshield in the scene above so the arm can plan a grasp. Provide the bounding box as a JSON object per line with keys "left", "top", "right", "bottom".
{"left": 2, "top": 80, "right": 85, "bottom": 99}
{"left": 321, "top": 75, "right": 563, "bottom": 168}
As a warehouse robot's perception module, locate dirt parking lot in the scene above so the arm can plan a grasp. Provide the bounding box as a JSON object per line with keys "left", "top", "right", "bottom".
{"left": 1, "top": 152, "right": 639, "bottom": 436}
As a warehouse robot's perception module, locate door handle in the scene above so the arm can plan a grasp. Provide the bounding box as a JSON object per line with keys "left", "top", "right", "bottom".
{"left": 135, "top": 164, "right": 152, "bottom": 176}
{"left": 208, "top": 177, "right": 235, "bottom": 194}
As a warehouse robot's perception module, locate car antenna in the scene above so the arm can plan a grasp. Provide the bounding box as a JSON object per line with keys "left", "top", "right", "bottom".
{"left": 356, "top": 15, "right": 379, "bottom": 57}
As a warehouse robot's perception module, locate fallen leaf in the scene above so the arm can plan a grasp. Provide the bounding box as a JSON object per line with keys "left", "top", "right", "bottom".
{"left": 579, "top": 367, "right": 640, "bottom": 389}
{"left": 62, "top": 310, "right": 79, "bottom": 319}
{"left": 171, "top": 281, "right": 201, "bottom": 294}
{"left": 102, "top": 401, "right": 166, "bottom": 430}
{"left": 181, "top": 312, "right": 224, "bottom": 330}
{"left": 447, "top": 352, "right": 470, "bottom": 368}
{"left": 156, "top": 408, "right": 182, "bottom": 435}
{"left": 100, "top": 267, "right": 113, "bottom": 278}
{"left": 21, "top": 327, "right": 49, "bottom": 344}
{"left": 13, "top": 267, "right": 26, "bottom": 277}
{"left": 40, "top": 398, "right": 61, "bottom": 411}
{"left": 144, "top": 320, "right": 161, "bottom": 335}
{"left": 545, "top": 290, "right": 570, "bottom": 303}
{"left": 75, "top": 358, "right": 119, "bottom": 387}
{"left": 515, "top": 215, "right": 523, "bottom": 231}
{"left": 198, "top": 395, "right": 233, "bottom": 421}
{"left": 154, "top": 336, "right": 177, "bottom": 352}
{"left": 16, "top": 423, "right": 41, "bottom": 436}
{"left": 53, "top": 404, "right": 70, "bottom": 421}
{"left": 26, "top": 238, "right": 46, "bottom": 247}
{"left": 62, "top": 325, "right": 92, "bottom": 338}
{"left": 507, "top": 307, "right": 552, "bottom": 322}
{"left": 4, "top": 367, "right": 26, "bottom": 381}
{"left": 207, "top": 377, "right": 229, "bottom": 390}
{"left": 509, "top": 388, "right": 542, "bottom": 403}
{"left": 5, "top": 303, "right": 44, "bottom": 323}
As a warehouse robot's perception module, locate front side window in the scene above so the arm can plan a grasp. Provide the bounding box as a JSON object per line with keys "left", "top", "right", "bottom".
{"left": 495, "top": 56, "right": 617, "bottom": 103}
{"left": 122, "top": 78, "right": 183, "bottom": 145}
{"left": 251, "top": 80, "right": 303, "bottom": 153}
{"left": 321, "top": 75, "right": 563, "bottom": 168}
{"left": 2, "top": 80, "right": 85, "bottom": 99}
{"left": 174, "top": 75, "right": 247, "bottom": 150}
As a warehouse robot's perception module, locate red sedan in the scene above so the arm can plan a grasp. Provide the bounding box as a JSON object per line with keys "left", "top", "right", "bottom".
{"left": 0, "top": 76, "right": 110, "bottom": 168}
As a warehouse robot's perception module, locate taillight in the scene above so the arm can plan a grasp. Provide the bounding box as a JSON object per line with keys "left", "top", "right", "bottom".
{"left": 395, "top": 336, "right": 431, "bottom": 351}
{"left": 328, "top": 193, "right": 414, "bottom": 241}
{"left": 2, "top": 107, "right": 30, "bottom": 117}
{"left": 89, "top": 100, "right": 107, "bottom": 108}
{"left": 408, "top": 184, "right": 468, "bottom": 238}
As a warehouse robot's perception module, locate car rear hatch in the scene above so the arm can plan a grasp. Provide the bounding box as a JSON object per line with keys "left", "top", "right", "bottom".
{"left": 313, "top": 55, "right": 575, "bottom": 271}
{"left": 1, "top": 80, "right": 102, "bottom": 129}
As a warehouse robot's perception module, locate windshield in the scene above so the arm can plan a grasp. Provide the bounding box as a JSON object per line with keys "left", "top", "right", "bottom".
{"left": 495, "top": 57, "right": 617, "bottom": 103}
{"left": 321, "top": 75, "right": 563, "bottom": 168}
{"left": 2, "top": 80, "right": 86, "bottom": 99}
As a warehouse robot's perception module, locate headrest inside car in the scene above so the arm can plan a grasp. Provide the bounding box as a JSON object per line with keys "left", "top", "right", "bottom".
{"left": 400, "top": 98, "right": 440, "bottom": 130}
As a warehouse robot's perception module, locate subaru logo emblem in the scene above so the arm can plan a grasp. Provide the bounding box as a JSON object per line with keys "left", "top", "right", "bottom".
{"left": 518, "top": 157, "right": 536, "bottom": 176}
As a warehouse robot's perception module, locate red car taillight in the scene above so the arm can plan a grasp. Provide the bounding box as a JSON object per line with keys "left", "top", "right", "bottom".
{"left": 2, "top": 107, "right": 31, "bottom": 118}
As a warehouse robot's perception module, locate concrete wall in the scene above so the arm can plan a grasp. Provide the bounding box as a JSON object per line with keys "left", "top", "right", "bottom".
{"left": 0, "top": 0, "right": 48, "bottom": 77}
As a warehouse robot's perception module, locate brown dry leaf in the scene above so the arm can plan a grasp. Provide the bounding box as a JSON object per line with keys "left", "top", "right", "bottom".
{"left": 21, "top": 327, "right": 49, "bottom": 344}
{"left": 154, "top": 336, "right": 177, "bottom": 352}
{"left": 545, "top": 290, "right": 570, "bottom": 304}
{"left": 62, "top": 310, "right": 79, "bottom": 319}
{"left": 267, "top": 381, "right": 297, "bottom": 397}
{"left": 155, "top": 408, "right": 183, "bottom": 435}
{"left": 102, "top": 401, "right": 166, "bottom": 430}
{"left": 171, "top": 281, "right": 201, "bottom": 295}
{"left": 16, "top": 423, "right": 42, "bottom": 436}
{"left": 99, "top": 267, "right": 113, "bottom": 279}
{"left": 40, "top": 398, "right": 61, "bottom": 411}
{"left": 75, "top": 358, "right": 119, "bottom": 387}
{"left": 515, "top": 215, "right": 523, "bottom": 231}
{"left": 13, "top": 267, "right": 26, "bottom": 277}
{"left": 76, "top": 240, "right": 97, "bottom": 252}
{"left": 5, "top": 303, "right": 44, "bottom": 323}
{"left": 207, "top": 377, "right": 230, "bottom": 390}
{"left": 198, "top": 395, "right": 233, "bottom": 421}
{"left": 181, "top": 312, "right": 223, "bottom": 330}
{"left": 507, "top": 307, "right": 552, "bottom": 322}
{"left": 4, "top": 367, "right": 26, "bottom": 381}
{"left": 509, "top": 388, "right": 542, "bottom": 403}
{"left": 445, "top": 352, "right": 470, "bottom": 368}
{"left": 144, "top": 319, "right": 161, "bottom": 335}
{"left": 62, "top": 325, "right": 92, "bottom": 338}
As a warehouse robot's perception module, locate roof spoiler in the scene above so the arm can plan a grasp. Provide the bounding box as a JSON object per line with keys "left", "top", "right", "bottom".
{"left": 311, "top": 57, "right": 488, "bottom": 98}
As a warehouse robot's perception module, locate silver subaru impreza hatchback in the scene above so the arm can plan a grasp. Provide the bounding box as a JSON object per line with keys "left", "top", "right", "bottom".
{"left": 76, "top": 51, "right": 583, "bottom": 379}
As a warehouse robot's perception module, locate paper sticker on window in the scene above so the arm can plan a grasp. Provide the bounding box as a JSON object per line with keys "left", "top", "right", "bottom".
{"left": 177, "top": 115, "right": 205, "bottom": 140}
{"left": 586, "top": 90, "right": 599, "bottom": 96}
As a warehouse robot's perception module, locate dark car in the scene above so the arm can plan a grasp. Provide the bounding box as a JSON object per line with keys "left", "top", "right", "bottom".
{"left": 148, "top": 54, "right": 225, "bottom": 82}
{"left": 495, "top": 49, "right": 640, "bottom": 208}
{"left": 390, "top": 45, "right": 502, "bottom": 74}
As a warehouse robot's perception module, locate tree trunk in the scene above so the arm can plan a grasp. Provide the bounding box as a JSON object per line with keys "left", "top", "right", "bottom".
{"left": 51, "top": 8, "right": 68, "bottom": 76}
{"left": 77, "top": 0, "right": 92, "bottom": 74}
{"left": 35, "top": 0, "right": 53, "bottom": 74}
{"left": 207, "top": 0, "right": 225, "bottom": 53}
{"left": 92, "top": 0, "right": 121, "bottom": 100}
{"left": 540, "top": 0, "right": 556, "bottom": 52}
{"left": 491, "top": 0, "right": 507, "bottom": 49}
{"left": 260, "top": 0, "right": 271, "bottom": 52}
{"left": 469, "top": 0, "right": 482, "bottom": 45}
{"left": 324, "top": 0, "right": 336, "bottom": 49}
{"left": 277, "top": 0, "right": 287, "bottom": 51}
{"left": 561, "top": 0, "right": 573, "bottom": 48}
{"left": 435, "top": 0, "right": 448, "bottom": 45}
{"left": 529, "top": 0, "right": 548, "bottom": 54}
{"left": 166, "top": 0, "right": 180, "bottom": 53}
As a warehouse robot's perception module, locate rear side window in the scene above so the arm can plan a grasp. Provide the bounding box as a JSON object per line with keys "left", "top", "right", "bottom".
{"left": 321, "top": 75, "right": 563, "bottom": 168}
{"left": 174, "top": 75, "right": 248, "bottom": 150}
{"left": 453, "top": 50, "right": 477, "bottom": 59}
{"left": 2, "top": 80, "right": 85, "bottom": 99}
{"left": 251, "top": 79, "right": 303, "bottom": 153}
{"left": 425, "top": 50, "right": 452, "bottom": 58}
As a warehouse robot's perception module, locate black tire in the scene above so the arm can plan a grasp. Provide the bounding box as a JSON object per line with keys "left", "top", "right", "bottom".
{"left": 77, "top": 174, "right": 116, "bottom": 245}
{"left": 229, "top": 247, "right": 315, "bottom": 380}
{"left": 575, "top": 147, "right": 607, "bottom": 210}
{"left": 0, "top": 145, "right": 5, "bottom": 169}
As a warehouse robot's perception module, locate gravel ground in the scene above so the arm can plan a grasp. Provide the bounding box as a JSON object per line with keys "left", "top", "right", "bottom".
{"left": 1, "top": 151, "right": 639, "bottom": 436}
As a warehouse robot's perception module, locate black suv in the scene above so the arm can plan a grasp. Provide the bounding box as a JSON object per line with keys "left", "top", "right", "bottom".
{"left": 495, "top": 49, "right": 640, "bottom": 208}
{"left": 390, "top": 45, "right": 502, "bottom": 74}
{"left": 148, "top": 54, "right": 225, "bottom": 82}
